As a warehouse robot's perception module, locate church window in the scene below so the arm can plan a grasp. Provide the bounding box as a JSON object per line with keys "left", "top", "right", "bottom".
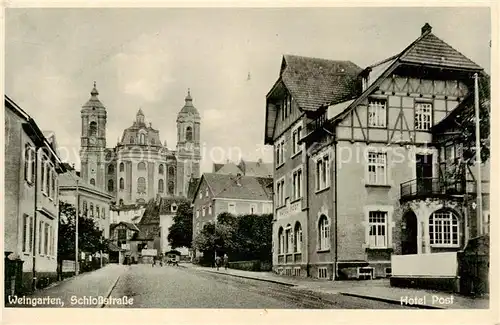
{"left": 159, "top": 164, "right": 164, "bottom": 174}
{"left": 119, "top": 163, "right": 124, "bottom": 172}
{"left": 90, "top": 203, "right": 94, "bottom": 217}
{"left": 138, "top": 162, "right": 146, "bottom": 171}
{"left": 168, "top": 181, "right": 175, "bottom": 195}
{"left": 158, "top": 179, "right": 164, "bottom": 193}
{"left": 151, "top": 138, "right": 155, "bottom": 145}
{"left": 89, "top": 121, "right": 97, "bottom": 137}
{"left": 168, "top": 166, "right": 175, "bottom": 178}
{"left": 137, "top": 177, "right": 146, "bottom": 194}
{"left": 90, "top": 178, "right": 95, "bottom": 186}
{"left": 119, "top": 178, "right": 124, "bottom": 190}
{"left": 130, "top": 137, "right": 135, "bottom": 144}
{"left": 186, "top": 126, "right": 193, "bottom": 141}
{"left": 108, "top": 179, "right": 114, "bottom": 192}
{"left": 108, "top": 165, "right": 114, "bottom": 174}
{"left": 139, "top": 133, "right": 146, "bottom": 145}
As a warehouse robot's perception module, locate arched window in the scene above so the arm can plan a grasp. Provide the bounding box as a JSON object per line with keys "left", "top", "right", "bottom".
{"left": 83, "top": 201, "right": 88, "bottom": 216}
{"left": 108, "top": 165, "right": 114, "bottom": 174}
{"left": 158, "top": 179, "right": 164, "bottom": 193}
{"left": 108, "top": 179, "right": 114, "bottom": 192}
{"left": 89, "top": 121, "right": 97, "bottom": 137}
{"left": 96, "top": 205, "right": 100, "bottom": 218}
{"left": 294, "top": 222, "right": 302, "bottom": 253}
{"left": 101, "top": 207, "right": 106, "bottom": 219}
{"left": 285, "top": 224, "right": 293, "bottom": 254}
{"left": 119, "top": 199, "right": 124, "bottom": 206}
{"left": 278, "top": 227, "right": 284, "bottom": 255}
{"left": 168, "top": 166, "right": 175, "bottom": 178}
{"left": 119, "top": 163, "right": 124, "bottom": 172}
{"left": 119, "top": 177, "right": 124, "bottom": 190}
{"left": 429, "top": 210, "right": 459, "bottom": 246}
{"left": 159, "top": 164, "right": 164, "bottom": 174}
{"left": 168, "top": 181, "right": 175, "bottom": 195}
{"left": 138, "top": 162, "right": 146, "bottom": 171}
{"left": 90, "top": 203, "right": 94, "bottom": 217}
{"left": 318, "top": 215, "right": 330, "bottom": 250}
{"left": 137, "top": 177, "right": 146, "bottom": 193}
{"left": 139, "top": 133, "right": 146, "bottom": 145}
{"left": 186, "top": 126, "right": 193, "bottom": 141}
{"left": 151, "top": 138, "right": 155, "bottom": 145}
{"left": 130, "top": 137, "right": 135, "bottom": 144}
{"left": 90, "top": 178, "right": 95, "bottom": 186}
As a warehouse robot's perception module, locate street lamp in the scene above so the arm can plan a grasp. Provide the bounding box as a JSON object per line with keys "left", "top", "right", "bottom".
{"left": 75, "top": 178, "right": 80, "bottom": 275}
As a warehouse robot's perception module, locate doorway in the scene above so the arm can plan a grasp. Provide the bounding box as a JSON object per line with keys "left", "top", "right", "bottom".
{"left": 401, "top": 211, "right": 418, "bottom": 255}
{"left": 416, "top": 154, "right": 433, "bottom": 194}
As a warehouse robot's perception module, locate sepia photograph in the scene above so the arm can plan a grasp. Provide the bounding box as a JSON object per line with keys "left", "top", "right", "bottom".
{"left": 2, "top": 3, "right": 494, "bottom": 318}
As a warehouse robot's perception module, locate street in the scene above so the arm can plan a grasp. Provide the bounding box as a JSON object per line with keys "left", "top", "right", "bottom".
{"left": 106, "top": 264, "right": 413, "bottom": 309}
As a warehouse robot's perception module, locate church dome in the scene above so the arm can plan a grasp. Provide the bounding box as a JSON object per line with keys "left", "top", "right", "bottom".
{"left": 178, "top": 89, "right": 199, "bottom": 115}
{"left": 82, "top": 82, "right": 105, "bottom": 109}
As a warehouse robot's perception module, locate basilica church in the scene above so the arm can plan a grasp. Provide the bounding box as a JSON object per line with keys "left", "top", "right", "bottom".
{"left": 79, "top": 83, "right": 201, "bottom": 205}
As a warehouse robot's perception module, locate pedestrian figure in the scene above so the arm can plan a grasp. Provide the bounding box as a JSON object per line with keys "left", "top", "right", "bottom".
{"left": 223, "top": 254, "right": 229, "bottom": 270}
{"left": 215, "top": 255, "right": 222, "bottom": 271}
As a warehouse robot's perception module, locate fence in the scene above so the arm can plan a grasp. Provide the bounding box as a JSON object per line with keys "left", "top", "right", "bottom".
{"left": 228, "top": 260, "right": 272, "bottom": 272}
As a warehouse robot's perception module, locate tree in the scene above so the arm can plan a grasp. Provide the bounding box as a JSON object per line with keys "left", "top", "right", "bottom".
{"left": 167, "top": 199, "right": 193, "bottom": 249}
{"left": 58, "top": 201, "right": 109, "bottom": 263}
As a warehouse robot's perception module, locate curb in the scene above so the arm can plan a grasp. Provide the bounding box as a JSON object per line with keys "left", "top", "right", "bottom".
{"left": 339, "top": 292, "right": 444, "bottom": 309}
{"left": 99, "top": 266, "right": 126, "bottom": 308}
{"left": 194, "top": 268, "right": 296, "bottom": 287}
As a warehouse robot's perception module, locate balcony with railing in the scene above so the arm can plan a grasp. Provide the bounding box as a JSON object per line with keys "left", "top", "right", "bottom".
{"left": 301, "top": 112, "right": 331, "bottom": 144}
{"left": 400, "top": 177, "right": 467, "bottom": 202}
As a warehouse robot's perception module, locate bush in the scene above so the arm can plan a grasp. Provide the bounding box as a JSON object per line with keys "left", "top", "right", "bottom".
{"left": 228, "top": 260, "right": 271, "bottom": 272}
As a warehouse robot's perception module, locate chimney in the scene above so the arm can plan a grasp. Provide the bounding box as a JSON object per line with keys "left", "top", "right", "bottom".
{"left": 421, "top": 23, "right": 432, "bottom": 35}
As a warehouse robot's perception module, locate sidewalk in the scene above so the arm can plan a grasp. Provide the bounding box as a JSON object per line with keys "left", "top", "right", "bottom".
{"left": 186, "top": 264, "right": 489, "bottom": 309}
{"left": 6, "top": 264, "right": 127, "bottom": 308}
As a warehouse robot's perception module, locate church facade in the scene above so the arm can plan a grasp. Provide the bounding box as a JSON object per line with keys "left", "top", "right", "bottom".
{"left": 79, "top": 83, "right": 201, "bottom": 205}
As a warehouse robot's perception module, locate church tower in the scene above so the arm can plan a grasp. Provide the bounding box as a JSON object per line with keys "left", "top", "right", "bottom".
{"left": 80, "top": 82, "right": 107, "bottom": 191}
{"left": 176, "top": 89, "right": 201, "bottom": 196}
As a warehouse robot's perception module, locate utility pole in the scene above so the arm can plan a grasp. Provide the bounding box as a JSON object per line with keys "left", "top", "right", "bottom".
{"left": 75, "top": 178, "right": 80, "bottom": 275}
{"left": 474, "top": 73, "right": 483, "bottom": 237}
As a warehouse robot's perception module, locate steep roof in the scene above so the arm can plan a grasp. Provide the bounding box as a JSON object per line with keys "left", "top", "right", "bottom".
{"left": 215, "top": 162, "right": 242, "bottom": 175}
{"left": 279, "top": 54, "right": 363, "bottom": 111}
{"left": 82, "top": 83, "right": 105, "bottom": 110}
{"left": 110, "top": 221, "right": 140, "bottom": 232}
{"left": 139, "top": 196, "right": 188, "bottom": 224}
{"left": 197, "top": 173, "right": 273, "bottom": 201}
{"left": 178, "top": 89, "right": 199, "bottom": 115}
{"left": 187, "top": 178, "right": 200, "bottom": 201}
{"left": 239, "top": 160, "right": 273, "bottom": 178}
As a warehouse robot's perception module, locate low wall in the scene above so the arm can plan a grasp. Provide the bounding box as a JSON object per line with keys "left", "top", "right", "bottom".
{"left": 391, "top": 252, "right": 460, "bottom": 293}
{"left": 228, "top": 260, "right": 272, "bottom": 272}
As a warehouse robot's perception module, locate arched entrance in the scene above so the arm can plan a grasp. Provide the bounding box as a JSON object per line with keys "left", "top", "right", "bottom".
{"left": 401, "top": 211, "right": 418, "bottom": 255}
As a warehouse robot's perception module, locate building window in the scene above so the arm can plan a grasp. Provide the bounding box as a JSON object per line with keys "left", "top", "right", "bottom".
{"left": 138, "top": 162, "right": 146, "bottom": 171}
{"left": 117, "top": 228, "right": 127, "bottom": 242}
{"left": 318, "top": 215, "right": 330, "bottom": 250}
{"left": 205, "top": 188, "right": 208, "bottom": 197}
{"left": 316, "top": 154, "right": 330, "bottom": 191}
{"left": 292, "top": 125, "right": 303, "bottom": 155}
{"left": 137, "top": 177, "right": 146, "bottom": 194}
{"left": 250, "top": 203, "right": 257, "bottom": 214}
{"left": 429, "top": 210, "right": 459, "bottom": 246}
{"left": 368, "top": 211, "right": 387, "bottom": 248}
{"left": 168, "top": 181, "right": 175, "bottom": 195}
{"left": 102, "top": 207, "right": 106, "bottom": 220}
{"left": 209, "top": 204, "right": 212, "bottom": 215}
{"left": 368, "top": 98, "right": 387, "bottom": 128}
{"left": 285, "top": 224, "right": 293, "bottom": 254}
{"left": 367, "top": 152, "right": 387, "bottom": 185}
{"left": 294, "top": 222, "right": 302, "bottom": 253}
{"left": 89, "top": 121, "right": 97, "bottom": 137}
{"left": 186, "top": 126, "right": 193, "bottom": 141}
{"left": 108, "top": 165, "right": 114, "bottom": 174}
{"left": 415, "top": 102, "right": 432, "bottom": 131}
{"left": 22, "top": 214, "right": 30, "bottom": 253}
{"left": 202, "top": 206, "right": 206, "bottom": 217}
{"left": 318, "top": 267, "right": 328, "bottom": 279}
{"left": 228, "top": 202, "right": 236, "bottom": 214}
{"left": 119, "top": 178, "right": 124, "bottom": 190}
{"left": 83, "top": 201, "right": 88, "bottom": 217}
{"left": 90, "top": 203, "right": 94, "bottom": 218}
{"left": 196, "top": 210, "right": 200, "bottom": 218}
{"left": 292, "top": 168, "right": 303, "bottom": 200}
{"left": 159, "top": 164, "right": 164, "bottom": 174}
{"left": 24, "top": 145, "right": 35, "bottom": 184}
{"left": 108, "top": 179, "right": 114, "bottom": 192}
{"left": 44, "top": 223, "right": 49, "bottom": 255}
{"left": 278, "top": 227, "right": 284, "bottom": 255}
{"left": 158, "top": 179, "right": 164, "bottom": 193}
{"left": 276, "top": 178, "right": 285, "bottom": 207}
{"left": 96, "top": 205, "right": 100, "bottom": 218}
{"left": 275, "top": 138, "right": 286, "bottom": 167}
{"left": 119, "top": 163, "right": 124, "bottom": 172}
{"left": 139, "top": 133, "right": 146, "bottom": 145}
{"left": 90, "top": 178, "right": 95, "bottom": 186}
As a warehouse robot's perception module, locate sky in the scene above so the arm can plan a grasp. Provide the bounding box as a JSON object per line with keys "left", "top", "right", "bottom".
{"left": 5, "top": 7, "right": 491, "bottom": 173}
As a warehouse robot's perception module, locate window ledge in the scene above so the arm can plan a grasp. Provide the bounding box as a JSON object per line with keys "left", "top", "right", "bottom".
{"left": 291, "top": 150, "right": 303, "bottom": 159}
{"left": 316, "top": 248, "right": 331, "bottom": 253}
{"left": 290, "top": 198, "right": 302, "bottom": 204}
{"left": 365, "top": 184, "right": 391, "bottom": 189}
{"left": 276, "top": 163, "right": 285, "bottom": 170}
{"left": 430, "top": 244, "right": 460, "bottom": 248}
{"left": 365, "top": 247, "right": 393, "bottom": 251}
{"left": 315, "top": 186, "right": 330, "bottom": 194}
{"left": 368, "top": 125, "right": 387, "bottom": 129}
